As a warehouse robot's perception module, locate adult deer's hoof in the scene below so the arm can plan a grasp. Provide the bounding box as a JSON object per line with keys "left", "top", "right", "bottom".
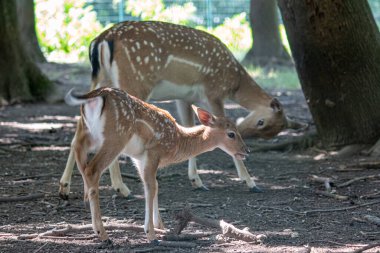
{"left": 97, "top": 239, "right": 113, "bottom": 249}
{"left": 250, "top": 186, "right": 263, "bottom": 193}
{"left": 193, "top": 185, "right": 209, "bottom": 191}
{"left": 151, "top": 239, "right": 160, "bottom": 246}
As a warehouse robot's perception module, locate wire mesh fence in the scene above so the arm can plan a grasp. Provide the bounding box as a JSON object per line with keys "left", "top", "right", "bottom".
{"left": 85, "top": 0, "right": 250, "bottom": 28}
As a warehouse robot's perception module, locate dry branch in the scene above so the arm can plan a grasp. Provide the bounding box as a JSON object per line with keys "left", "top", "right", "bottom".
{"left": 363, "top": 215, "right": 380, "bottom": 226}
{"left": 174, "top": 207, "right": 263, "bottom": 243}
{"left": 310, "top": 175, "right": 335, "bottom": 191}
{"left": 352, "top": 243, "right": 380, "bottom": 253}
{"left": 337, "top": 174, "right": 380, "bottom": 188}
{"left": 315, "top": 190, "right": 349, "bottom": 200}
{"left": 249, "top": 200, "right": 380, "bottom": 216}
{"left": 344, "top": 160, "right": 380, "bottom": 169}
{"left": 18, "top": 223, "right": 166, "bottom": 240}
{"left": 0, "top": 193, "right": 44, "bottom": 203}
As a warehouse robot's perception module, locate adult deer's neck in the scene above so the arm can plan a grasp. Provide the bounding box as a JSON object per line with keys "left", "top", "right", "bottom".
{"left": 232, "top": 68, "right": 273, "bottom": 110}
{"left": 174, "top": 125, "right": 216, "bottom": 161}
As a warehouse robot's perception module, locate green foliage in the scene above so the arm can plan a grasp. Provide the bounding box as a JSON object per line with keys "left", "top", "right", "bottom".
{"left": 125, "top": 0, "right": 196, "bottom": 25}
{"left": 196, "top": 13, "right": 252, "bottom": 59}
{"left": 35, "top": 0, "right": 103, "bottom": 62}
{"left": 247, "top": 66, "right": 300, "bottom": 90}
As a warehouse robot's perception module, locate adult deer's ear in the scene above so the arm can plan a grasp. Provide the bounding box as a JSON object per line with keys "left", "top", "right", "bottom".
{"left": 192, "top": 105, "right": 216, "bottom": 127}
{"left": 270, "top": 98, "right": 282, "bottom": 113}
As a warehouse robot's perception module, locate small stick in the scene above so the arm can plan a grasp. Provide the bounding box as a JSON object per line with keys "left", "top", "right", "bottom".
{"left": 13, "top": 173, "right": 56, "bottom": 181}
{"left": 345, "top": 160, "right": 380, "bottom": 169}
{"left": 352, "top": 243, "right": 380, "bottom": 253}
{"left": 337, "top": 174, "right": 380, "bottom": 188}
{"left": 174, "top": 207, "right": 263, "bottom": 243}
{"left": 302, "top": 200, "right": 380, "bottom": 215}
{"left": 310, "top": 175, "right": 334, "bottom": 191}
{"left": 314, "top": 190, "right": 349, "bottom": 200}
{"left": 158, "top": 240, "right": 197, "bottom": 248}
{"left": 0, "top": 193, "right": 45, "bottom": 203}
{"left": 19, "top": 223, "right": 166, "bottom": 240}
{"left": 363, "top": 215, "right": 380, "bottom": 226}
{"left": 120, "top": 172, "right": 140, "bottom": 180}
{"left": 162, "top": 232, "right": 214, "bottom": 241}
{"left": 249, "top": 200, "right": 380, "bottom": 216}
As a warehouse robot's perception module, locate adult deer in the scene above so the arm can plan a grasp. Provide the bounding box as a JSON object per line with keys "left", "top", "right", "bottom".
{"left": 59, "top": 21, "right": 298, "bottom": 198}
{"left": 65, "top": 87, "right": 249, "bottom": 242}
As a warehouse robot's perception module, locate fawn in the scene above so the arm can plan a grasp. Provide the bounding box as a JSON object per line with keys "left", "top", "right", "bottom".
{"left": 65, "top": 87, "right": 249, "bottom": 241}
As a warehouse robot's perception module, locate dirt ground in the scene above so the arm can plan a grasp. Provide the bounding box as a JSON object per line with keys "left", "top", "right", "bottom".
{"left": 1, "top": 63, "right": 380, "bottom": 253}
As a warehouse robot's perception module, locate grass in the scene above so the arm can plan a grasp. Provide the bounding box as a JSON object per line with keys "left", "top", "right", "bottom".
{"left": 246, "top": 66, "right": 301, "bottom": 90}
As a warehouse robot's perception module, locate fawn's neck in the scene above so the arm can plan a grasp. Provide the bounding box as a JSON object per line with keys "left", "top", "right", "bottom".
{"left": 174, "top": 125, "right": 216, "bottom": 161}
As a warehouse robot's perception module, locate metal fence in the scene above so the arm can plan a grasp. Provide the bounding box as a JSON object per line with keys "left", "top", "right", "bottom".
{"left": 85, "top": 0, "right": 250, "bottom": 28}
{"left": 86, "top": 0, "right": 380, "bottom": 29}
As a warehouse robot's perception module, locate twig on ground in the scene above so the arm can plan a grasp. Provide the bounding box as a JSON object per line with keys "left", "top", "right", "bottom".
{"left": 13, "top": 173, "right": 56, "bottom": 181}
{"left": 0, "top": 193, "right": 45, "bottom": 203}
{"left": 352, "top": 243, "right": 380, "bottom": 253}
{"left": 314, "top": 190, "right": 349, "bottom": 200}
{"left": 174, "top": 207, "right": 264, "bottom": 243}
{"left": 310, "top": 175, "right": 335, "bottom": 191}
{"left": 363, "top": 215, "right": 380, "bottom": 226}
{"left": 18, "top": 223, "right": 166, "bottom": 240}
{"left": 162, "top": 232, "right": 214, "bottom": 241}
{"left": 249, "top": 200, "right": 380, "bottom": 216}
{"left": 337, "top": 174, "right": 380, "bottom": 188}
{"left": 302, "top": 200, "right": 380, "bottom": 216}
{"left": 342, "top": 160, "right": 380, "bottom": 170}
{"left": 120, "top": 172, "right": 140, "bottom": 180}
{"left": 33, "top": 242, "right": 49, "bottom": 253}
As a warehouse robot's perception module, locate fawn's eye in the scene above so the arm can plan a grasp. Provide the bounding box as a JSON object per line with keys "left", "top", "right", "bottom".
{"left": 227, "top": 132, "right": 236, "bottom": 139}
{"left": 257, "top": 119, "right": 264, "bottom": 126}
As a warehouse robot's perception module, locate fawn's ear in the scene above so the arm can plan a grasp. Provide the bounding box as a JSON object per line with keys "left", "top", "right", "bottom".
{"left": 192, "top": 105, "right": 216, "bottom": 127}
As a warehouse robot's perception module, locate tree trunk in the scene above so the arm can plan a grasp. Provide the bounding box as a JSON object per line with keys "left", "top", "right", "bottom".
{"left": 242, "top": 0, "right": 292, "bottom": 67}
{"left": 278, "top": 0, "right": 380, "bottom": 147}
{"left": 17, "top": 0, "right": 46, "bottom": 63}
{"left": 0, "top": 1, "right": 51, "bottom": 104}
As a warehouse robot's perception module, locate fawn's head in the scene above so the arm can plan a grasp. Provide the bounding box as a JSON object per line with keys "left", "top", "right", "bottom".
{"left": 192, "top": 105, "right": 249, "bottom": 160}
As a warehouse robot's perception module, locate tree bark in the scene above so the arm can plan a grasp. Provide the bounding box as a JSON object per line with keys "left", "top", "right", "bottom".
{"left": 0, "top": 1, "right": 51, "bottom": 104}
{"left": 278, "top": 0, "right": 380, "bottom": 147}
{"left": 242, "top": 0, "right": 292, "bottom": 67}
{"left": 17, "top": 0, "right": 46, "bottom": 63}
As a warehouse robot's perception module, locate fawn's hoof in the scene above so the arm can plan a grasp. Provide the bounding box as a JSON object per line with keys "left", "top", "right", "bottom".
{"left": 250, "top": 186, "right": 263, "bottom": 193}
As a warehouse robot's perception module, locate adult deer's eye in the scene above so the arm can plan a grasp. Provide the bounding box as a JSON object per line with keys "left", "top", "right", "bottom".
{"left": 257, "top": 119, "right": 264, "bottom": 126}
{"left": 227, "top": 132, "right": 236, "bottom": 139}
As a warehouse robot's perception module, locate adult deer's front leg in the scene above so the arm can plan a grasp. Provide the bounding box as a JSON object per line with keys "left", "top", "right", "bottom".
{"left": 232, "top": 158, "right": 262, "bottom": 193}
{"left": 176, "top": 100, "right": 207, "bottom": 190}
{"left": 59, "top": 146, "right": 76, "bottom": 199}
{"left": 109, "top": 159, "right": 132, "bottom": 197}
